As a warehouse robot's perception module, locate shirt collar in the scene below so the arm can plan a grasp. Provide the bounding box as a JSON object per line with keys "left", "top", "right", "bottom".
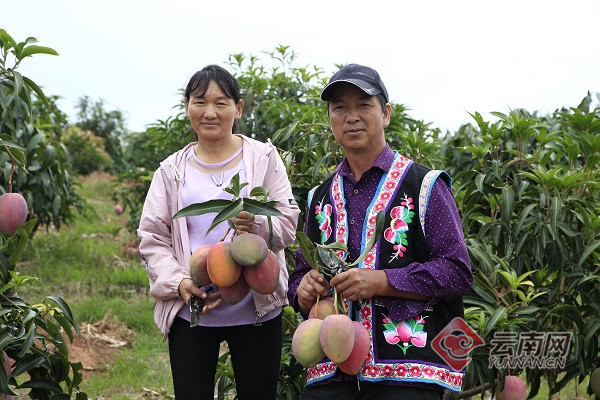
{"left": 335, "top": 143, "right": 395, "bottom": 177}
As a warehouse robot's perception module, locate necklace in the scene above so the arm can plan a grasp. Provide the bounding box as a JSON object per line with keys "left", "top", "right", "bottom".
{"left": 192, "top": 147, "right": 243, "bottom": 168}
{"left": 210, "top": 173, "right": 225, "bottom": 187}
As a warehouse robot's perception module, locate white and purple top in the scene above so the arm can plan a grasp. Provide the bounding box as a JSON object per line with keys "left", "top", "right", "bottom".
{"left": 176, "top": 149, "right": 280, "bottom": 326}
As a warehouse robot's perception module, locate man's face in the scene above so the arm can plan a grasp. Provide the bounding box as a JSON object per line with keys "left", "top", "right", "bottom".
{"left": 328, "top": 83, "right": 391, "bottom": 154}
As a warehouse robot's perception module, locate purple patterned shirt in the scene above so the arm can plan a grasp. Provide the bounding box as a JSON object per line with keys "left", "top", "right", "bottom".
{"left": 288, "top": 144, "right": 473, "bottom": 321}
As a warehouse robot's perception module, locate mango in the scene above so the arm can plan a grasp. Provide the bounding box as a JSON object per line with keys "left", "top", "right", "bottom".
{"left": 230, "top": 233, "right": 268, "bottom": 267}
{"left": 591, "top": 367, "right": 600, "bottom": 396}
{"left": 308, "top": 297, "right": 336, "bottom": 320}
{"left": 220, "top": 274, "right": 250, "bottom": 305}
{"left": 114, "top": 204, "right": 123, "bottom": 215}
{"left": 292, "top": 319, "right": 326, "bottom": 368}
{"left": 189, "top": 244, "right": 212, "bottom": 287}
{"left": 496, "top": 375, "right": 526, "bottom": 400}
{"left": 320, "top": 314, "right": 354, "bottom": 364}
{"left": 243, "top": 250, "right": 279, "bottom": 294}
{"left": 0, "top": 193, "right": 28, "bottom": 236}
{"left": 338, "top": 321, "right": 370, "bottom": 375}
{"left": 207, "top": 242, "right": 241, "bottom": 288}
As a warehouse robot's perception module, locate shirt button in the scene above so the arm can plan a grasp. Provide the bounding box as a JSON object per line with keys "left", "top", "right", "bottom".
{"left": 353, "top": 189, "right": 359, "bottom": 194}
{"left": 350, "top": 220, "right": 356, "bottom": 225}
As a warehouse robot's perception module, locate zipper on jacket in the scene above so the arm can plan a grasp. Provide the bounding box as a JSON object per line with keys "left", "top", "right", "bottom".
{"left": 254, "top": 310, "right": 263, "bottom": 326}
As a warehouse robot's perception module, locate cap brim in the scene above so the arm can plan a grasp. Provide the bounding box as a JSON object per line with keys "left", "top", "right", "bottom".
{"left": 320, "top": 79, "right": 381, "bottom": 101}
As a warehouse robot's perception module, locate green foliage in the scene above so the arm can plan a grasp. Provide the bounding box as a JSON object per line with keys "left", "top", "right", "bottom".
{"left": 0, "top": 28, "right": 88, "bottom": 399}
{"left": 455, "top": 95, "right": 600, "bottom": 397}
{"left": 0, "top": 220, "right": 87, "bottom": 399}
{"left": 117, "top": 44, "right": 600, "bottom": 398}
{"left": 0, "top": 28, "right": 86, "bottom": 232}
{"left": 62, "top": 126, "right": 110, "bottom": 176}
{"left": 75, "top": 96, "right": 127, "bottom": 171}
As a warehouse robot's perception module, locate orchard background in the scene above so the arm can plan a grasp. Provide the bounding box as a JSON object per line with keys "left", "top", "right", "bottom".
{"left": 1, "top": 30, "right": 599, "bottom": 399}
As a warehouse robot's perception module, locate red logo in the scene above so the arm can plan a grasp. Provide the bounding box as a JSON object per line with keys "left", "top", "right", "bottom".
{"left": 431, "top": 317, "right": 484, "bottom": 371}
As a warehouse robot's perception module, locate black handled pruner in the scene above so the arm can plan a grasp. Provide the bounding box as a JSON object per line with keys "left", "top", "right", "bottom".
{"left": 317, "top": 247, "right": 348, "bottom": 282}
{"left": 189, "top": 286, "right": 214, "bottom": 327}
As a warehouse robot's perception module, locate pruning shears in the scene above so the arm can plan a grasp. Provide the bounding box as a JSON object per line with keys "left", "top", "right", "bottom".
{"left": 317, "top": 246, "right": 348, "bottom": 282}
{"left": 189, "top": 286, "right": 214, "bottom": 327}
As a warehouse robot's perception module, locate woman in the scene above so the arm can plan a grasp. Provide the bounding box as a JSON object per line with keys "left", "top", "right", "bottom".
{"left": 138, "top": 65, "right": 299, "bottom": 399}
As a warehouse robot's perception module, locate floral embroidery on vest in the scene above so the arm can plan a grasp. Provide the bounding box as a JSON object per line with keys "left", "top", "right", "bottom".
{"left": 360, "top": 153, "right": 412, "bottom": 271}
{"left": 331, "top": 174, "right": 348, "bottom": 259}
{"left": 382, "top": 314, "right": 427, "bottom": 355}
{"left": 314, "top": 199, "right": 333, "bottom": 244}
{"left": 383, "top": 195, "right": 415, "bottom": 262}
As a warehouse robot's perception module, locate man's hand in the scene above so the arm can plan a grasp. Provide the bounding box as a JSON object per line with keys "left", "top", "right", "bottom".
{"left": 330, "top": 268, "right": 386, "bottom": 301}
{"left": 231, "top": 211, "right": 255, "bottom": 235}
{"left": 178, "top": 278, "right": 222, "bottom": 314}
{"left": 296, "top": 269, "right": 331, "bottom": 314}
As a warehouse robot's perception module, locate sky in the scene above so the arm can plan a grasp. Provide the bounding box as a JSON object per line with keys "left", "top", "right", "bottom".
{"left": 1, "top": 0, "right": 599, "bottom": 134}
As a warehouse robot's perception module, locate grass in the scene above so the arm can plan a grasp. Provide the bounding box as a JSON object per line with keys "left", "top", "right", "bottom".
{"left": 13, "top": 172, "right": 595, "bottom": 399}
{"left": 17, "top": 172, "right": 174, "bottom": 399}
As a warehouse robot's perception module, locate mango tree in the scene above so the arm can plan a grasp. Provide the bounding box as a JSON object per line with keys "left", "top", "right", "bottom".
{"left": 0, "top": 29, "right": 87, "bottom": 399}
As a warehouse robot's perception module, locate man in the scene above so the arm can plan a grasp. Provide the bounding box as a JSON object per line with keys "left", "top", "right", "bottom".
{"left": 288, "top": 64, "right": 473, "bottom": 400}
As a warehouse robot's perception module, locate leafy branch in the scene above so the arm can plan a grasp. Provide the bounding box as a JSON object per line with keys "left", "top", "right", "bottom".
{"left": 296, "top": 210, "right": 386, "bottom": 313}
{"left": 172, "top": 172, "right": 283, "bottom": 246}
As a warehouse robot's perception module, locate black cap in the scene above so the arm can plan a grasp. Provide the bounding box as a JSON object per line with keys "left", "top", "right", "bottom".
{"left": 320, "top": 64, "right": 389, "bottom": 103}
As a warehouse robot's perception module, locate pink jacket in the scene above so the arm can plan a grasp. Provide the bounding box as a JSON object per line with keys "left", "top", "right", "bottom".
{"left": 138, "top": 135, "right": 300, "bottom": 338}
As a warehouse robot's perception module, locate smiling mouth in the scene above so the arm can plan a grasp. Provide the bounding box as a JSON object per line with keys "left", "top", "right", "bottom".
{"left": 345, "top": 128, "right": 365, "bottom": 134}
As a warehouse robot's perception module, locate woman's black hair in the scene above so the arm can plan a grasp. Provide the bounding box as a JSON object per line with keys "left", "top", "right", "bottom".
{"left": 185, "top": 65, "right": 243, "bottom": 133}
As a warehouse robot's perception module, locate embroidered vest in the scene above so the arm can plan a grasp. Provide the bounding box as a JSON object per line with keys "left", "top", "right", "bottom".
{"left": 303, "top": 153, "right": 465, "bottom": 392}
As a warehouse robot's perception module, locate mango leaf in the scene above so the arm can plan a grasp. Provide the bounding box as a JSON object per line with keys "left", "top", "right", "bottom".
{"left": 12, "top": 353, "right": 46, "bottom": 376}
{"left": 45, "top": 296, "right": 78, "bottom": 334}
{"left": 348, "top": 210, "right": 385, "bottom": 267}
{"left": 249, "top": 186, "right": 269, "bottom": 198}
{"left": 296, "top": 231, "right": 319, "bottom": 271}
{"left": 241, "top": 198, "right": 283, "bottom": 218}
{"left": 206, "top": 198, "right": 243, "bottom": 234}
{"left": 17, "top": 321, "right": 37, "bottom": 357}
{"left": 319, "top": 242, "right": 348, "bottom": 252}
{"left": 267, "top": 216, "right": 274, "bottom": 249}
{"left": 0, "top": 139, "right": 26, "bottom": 151}
{"left": 578, "top": 239, "right": 600, "bottom": 267}
{"left": 53, "top": 314, "right": 75, "bottom": 343}
{"left": 18, "top": 378, "right": 63, "bottom": 392}
{"left": 0, "top": 28, "right": 18, "bottom": 51}
{"left": 483, "top": 306, "right": 507, "bottom": 337}
{"left": 222, "top": 172, "right": 248, "bottom": 197}
{"left": 0, "top": 330, "right": 13, "bottom": 352}
{"left": 172, "top": 199, "right": 231, "bottom": 220}
{"left": 18, "top": 45, "right": 59, "bottom": 59}
{"left": 6, "top": 219, "right": 36, "bottom": 265}
{"left": 514, "top": 203, "right": 536, "bottom": 235}
{"left": 500, "top": 187, "right": 514, "bottom": 229}
{"left": 22, "top": 75, "right": 48, "bottom": 105}
{"left": 550, "top": 196, "right": 561, "bottom": 240}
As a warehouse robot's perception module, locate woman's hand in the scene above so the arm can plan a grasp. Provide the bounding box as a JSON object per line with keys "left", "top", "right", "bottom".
{"left": 231, "top": 211, "right": 255, "bottom": 234}
{"left": 178, "top": 278, "right": 222, "bottom": 314}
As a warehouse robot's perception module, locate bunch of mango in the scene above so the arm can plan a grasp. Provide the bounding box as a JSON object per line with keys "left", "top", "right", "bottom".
{"left": 292, "top": 297, "right": 370, "bottom": 375}
{"left": 188, "top": 233, "right": 279, "bottom": 304}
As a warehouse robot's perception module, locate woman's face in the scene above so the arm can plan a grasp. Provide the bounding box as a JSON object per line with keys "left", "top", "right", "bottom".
{"left": 185, "top": 80, "right": 243, "bottom": 142}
